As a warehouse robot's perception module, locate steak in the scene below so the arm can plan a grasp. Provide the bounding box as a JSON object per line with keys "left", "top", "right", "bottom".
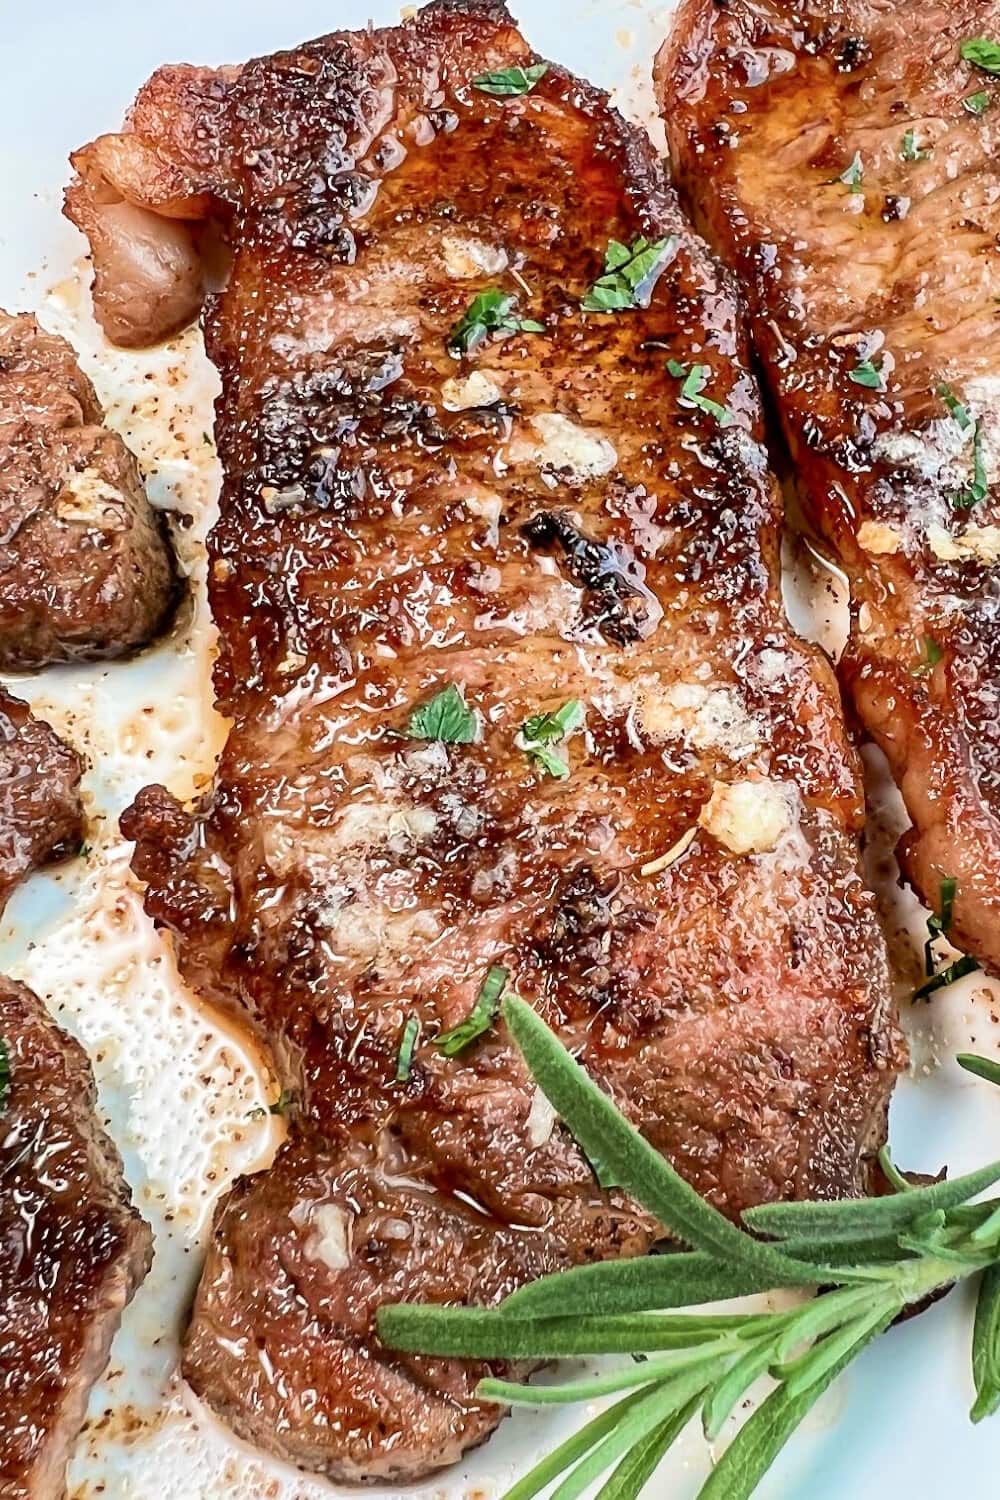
{"left": 0, "top": 978, "right": 152, "bottom": 1499}
{"left": 0, "top": 691, "right": 83, "bottom": 917}
{"left": 70, "top": 0, "right": 901, "bottom": 1480}
{"left": 0, "top": 311, "right": 178, "bottom": 668}
{"left": 658, "top": 0, "right": 1000, "bottom": 970}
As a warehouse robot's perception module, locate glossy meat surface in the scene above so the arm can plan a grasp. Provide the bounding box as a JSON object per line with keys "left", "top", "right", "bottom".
{"left": 0, "top": 979, "right": 152, "bottom": 1500}
{"left": 0, "top": 691, "right": 83, "bottom": 917}
{"left": 73, "top": 0, "right": 900, "bottom": 1480}
{"left": 0, "top": 312, "right": 177, "bottom": 667}
{"left": 659, "top": 0, "right": 1000, "bottom": 970}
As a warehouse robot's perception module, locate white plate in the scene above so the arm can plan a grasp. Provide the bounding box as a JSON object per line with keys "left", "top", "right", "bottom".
{"left": 2, "top": 3, "right": 1000, "bottom": 1497}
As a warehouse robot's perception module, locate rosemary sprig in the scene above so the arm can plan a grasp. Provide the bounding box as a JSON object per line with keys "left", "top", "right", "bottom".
{"left": 379, "top": 1000, "right": 1000, "bottom": 1500}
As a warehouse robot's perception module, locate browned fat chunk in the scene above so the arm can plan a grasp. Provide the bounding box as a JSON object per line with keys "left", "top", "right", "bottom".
{"left": 0, "top": 311, "right": 177, "bottom": 667}
{"left": 70, "top": 0, "right": 901, "bottom": 1481}
{"left": 0, "top": 980, "right": 152, "bottom": 1500}
{"left": 659, "top": 0, "right": 1000, "bottom": 970}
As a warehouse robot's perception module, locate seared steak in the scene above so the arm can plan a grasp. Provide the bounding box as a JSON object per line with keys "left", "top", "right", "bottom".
{"left": 658, "top": 0, "right": 1000, "bottom": 969}
{"left": 0, "top": 311, "right": 177, "bottom": 667}
{"left": 0, "top": 692, "right": 83, "bottom": 916}
{"left": 71, "top": 0, "right": 901, "bottom": 1480}
{"left": 0, "top": 978, "right": 152, "bottom": 1499}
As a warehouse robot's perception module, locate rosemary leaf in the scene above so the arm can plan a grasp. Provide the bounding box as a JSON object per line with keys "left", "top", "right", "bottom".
{"left": 478, "top": 1345, "right": 717, "bottom": 1407}
{"left": 702, "top": 1338, "right": 776, "bottom": 1441}
{"left": 549, "top": 1372, "right": 710, "bottom": 1500}
{"left": 499, "top": 1251, "right": 787, "bottom": 1318}
{"left": 743, "top": 1156, "right": 1000, "bottom": 1241}
{"left": 502, "top": 996, "right": 814, "bottom": 1282}
{"left": 595, "top": 1397, "right": 700, "bottom": 1500}
{"left": 500, "top": 1392, "right": 648, "bottom": 1500}
{"left": 693, "top": 1305, "right": 897, "bottom": 1500}
{"left": 379, "top": 1307, "right": 767, "bottom": 1359}
{"left": 958, "top": 1053, "right": 1000, "bottom": 1087}
{"left": 972, "top": 1264, "right": 1000, "bottom": 1421}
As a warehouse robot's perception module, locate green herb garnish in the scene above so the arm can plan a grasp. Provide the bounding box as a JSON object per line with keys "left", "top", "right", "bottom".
{"left": 447, "top": 289, "right": 544, "bottom": 355}
{"left": 396, "top": 1015, "right": 421, "bottom": 1082}
{"left": 958, "top": 422, "right": 988, "bottom": 508}
{"left": 472, "top": 62, "right": 548, "bottom": 96}
{"left": 914, "top": 952, "right": 981, "bottom": 1002}
{"left": 519, "top": 698, "right": 584, "bottom": 779}
{"left": 380, "top": 1002, "right": 1000, "bottom": 1500}
{"left": 848, "top": 358, "right": 883, "bottom": 389}
{"left": 964, "top": 90, "right": 992, "bottom": 114}
{"left": 405, "top": 683, "right": 477, "bottom": 743}
{"left": 581, "top": 236, "right": 674, "bottom": 313}
{"left": 436, "top": 965, "right": 509, "bottom": 1056}
{"left": 900, "top": 130, "right": 929, "bottom": 161}
{"left": 269, "top": 1088, "right": 293, "bottom": 1116}
{"left": 962, "top": 37, "right": 1000, "bottom": 75}
{"left": 914, "top": 634, "right": 943, "bottom": 677}
{"left": 666, "top": 360, "right": 734, "bottom": 424}
{"left": 938, "top": 382, "right": 987, "bottom": 508}
{"left": 0, "top": 1037, "right": 8, "bottom": 1115}
{"left": 837, "top": 151, "right": 863, "bottom": 188}
{"left": 924, "top": 874, "right": 957, "bottom": 973}
{"left": 959, "top": 1053, "right": 1000, "bottom": 1087}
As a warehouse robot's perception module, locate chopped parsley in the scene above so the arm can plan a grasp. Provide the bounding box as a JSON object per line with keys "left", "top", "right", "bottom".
{"left": 900, "top": 130, "right": 929, "bottom": 162}
{"left": 837, "top": 151, "right": 864, "bottom": 188}
{"left": 914, "top": 953, "right": 980, "bottom": 1003}
{"left": 581, "top": 236, "right": 674, "bottom": 313}
{"left": 938, "top": 381, "right": 987, "bottom": 508}
{"left": 938, "top": 380, "right": 973, "bottom": 430}
{"left": 396, "top": 1015, "right": 422, "bottom": 1082}
{"left": 447, "top": 289, "right": 544, "bottom": 355}
{"left": 405, "top": 683, "right": 477, "bottom": 743}
{"left": 913, "top": 634, "right": 943, "bottom": 676}
{"left": 666, "top": 359, "right": 734, "bottom": 424}
{"left": 269, "top": 1088, "right": 293, "bottom": 1116}
{"left": 964, "top": 90, "right": 992, "bottom": 115}
{"left": 924, "top": 875, "right": 957, "bottom": 973}
{"left": 520, "top": 698, "right": 584, "bottom": 779}
{"left": 848, "top": 358, "right": 884, "bottom": 389}
{"left": 472, "top": 62, "right": 548, "bottom": 96}
{"left": 961, "top": 36, "right": 1000, "bottom": 75}
{"left": 436, "top": 965, "right": 509, "bottom": 1055}
{"left": 0, "top": 1037, "right": 8, "bottom": 1116}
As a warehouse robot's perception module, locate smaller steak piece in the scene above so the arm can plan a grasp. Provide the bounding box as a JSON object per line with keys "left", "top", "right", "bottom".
{"left": 0, "top": 979, "right": 152, "bottom": 1500}
{"left": 0, "top": 312, "right": 177, "bottom": 668}
{"left": 0, "top": 692, "right": 83, "bottom": 916}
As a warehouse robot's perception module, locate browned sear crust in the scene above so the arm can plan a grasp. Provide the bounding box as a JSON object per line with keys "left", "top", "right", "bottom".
{"left": 659, "top": 0, "right": 1000, "bottom": 971}
{"left": 0, "top": 979, "right": 152, "bottom": 1500}
{"left": 70, "top": 0, "right": 901, "bottom": 1482}
{"left": 0, "top": 690, "right": 83, "bottom": 916}
{"left": 0, "top": 311, "right": 178, "bottom": 668}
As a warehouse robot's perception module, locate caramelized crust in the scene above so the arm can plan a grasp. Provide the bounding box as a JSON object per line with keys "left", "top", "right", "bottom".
{"left": 0, "top": 980, "right": 152, "bottom": 1500}
{"left": 658, "top": 0, "right": 1000, "bottom": 969}
{"left": 72, "top": 0, "right": 901, "bottom": 1480}
{"left": 0, "top": 312, "right": 178, "bottom": 667}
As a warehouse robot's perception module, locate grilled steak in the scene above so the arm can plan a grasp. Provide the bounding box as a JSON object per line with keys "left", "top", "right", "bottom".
{"left": 71, "top": 0, "right": 901, "bottom": 1480}
{"left": 0, "top": 311, "right": 177, "bottom": 667}
{"left": 658, "top": 0, "right": 1000, "bottom": 970}
{"left": 0, "top": 691, "right": 83, "bottom": 917}
{"left": 0, "top": 978, "right": 152, "bottom": 1499}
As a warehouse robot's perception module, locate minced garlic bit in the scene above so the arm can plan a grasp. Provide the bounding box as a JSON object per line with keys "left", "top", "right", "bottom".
{"left": 926, "top": 523, "right": 1000, "bottom": 566}
{"left": 636, "top": 680, "right": 760, "bottom": 761}
{"left": 508, "top": 412, "right": 618, "bottom": 484}
{"left": 441, "top": 233, "right": 508, "bottom": 279}
{"left": 698, "top": 778, "right": 792, "bottom": 856}
{"left": 308, "top": 1203, "right": 353, "bottom": 1271}
{"left": 441, "top": 370, "right": 502, "bottom": 410}
{"left": 640, "top": 825, "right": 698, "bottom": 877}
{"left": 525, "top": 1086, "right": 558, "bottom": 1149}
{"left": 856, "top": 520, "right": 903, "bottom": 555}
